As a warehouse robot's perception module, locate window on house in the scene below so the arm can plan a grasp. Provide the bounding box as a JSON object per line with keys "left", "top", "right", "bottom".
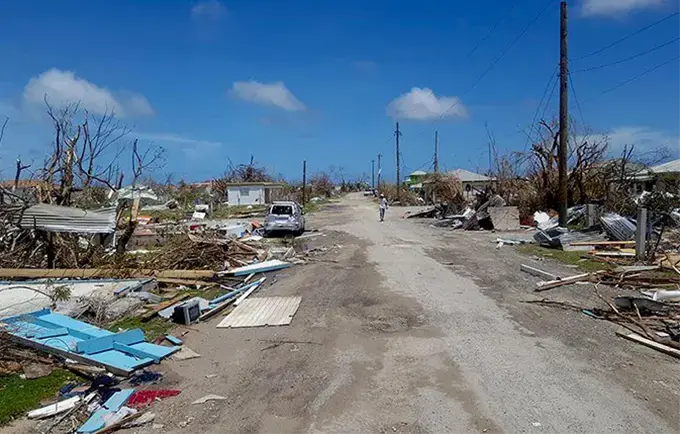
{"left": 239, "top": 188, "right": 250, "bottom": 197}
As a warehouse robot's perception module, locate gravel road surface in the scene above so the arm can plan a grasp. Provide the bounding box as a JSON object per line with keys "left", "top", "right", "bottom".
{"left": 4, "top": 193, "right": 678, "bottom": 434}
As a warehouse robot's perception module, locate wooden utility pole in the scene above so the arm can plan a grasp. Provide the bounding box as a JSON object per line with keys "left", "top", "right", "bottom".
{"left": 371, "top": 159, "right": 375, "bottom": 189}
{"left": 558, "top": 0, "right": 569, "bottom": 227}
{"left": 377, "top": 153, "right": 382, "bottom": 190}
{"left": 434, "top": 131, "right": 439, "bottom": 173}
{"left": 302, "top": 160, "right": 307, "bottom": 206}
{"left": 395, "top": 122, "right": 401, "bottom": 202}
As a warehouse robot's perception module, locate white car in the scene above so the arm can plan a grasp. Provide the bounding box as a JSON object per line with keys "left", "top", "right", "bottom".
{"left": 264, "top": 201, "right": 306, "bottom": 235}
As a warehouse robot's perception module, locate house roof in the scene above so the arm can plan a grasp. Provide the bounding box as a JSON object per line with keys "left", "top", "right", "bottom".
{"left": 225, "top": 182, "right": 283, "bottom": 187}
{"left": 448, "top": 169, "right": 493, "bottom": 182}
{"left": 409, "top": 170, "right": 427, "bottom": 176}
{"left": 650, "top": 158, "right": 680, "bottom": 174}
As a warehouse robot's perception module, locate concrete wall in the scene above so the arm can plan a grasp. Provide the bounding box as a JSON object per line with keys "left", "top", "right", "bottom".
{"left": 227, "top": 186, "right": 265, "bottom": 206}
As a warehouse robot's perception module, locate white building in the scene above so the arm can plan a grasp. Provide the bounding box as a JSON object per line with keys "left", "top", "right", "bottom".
{"left": 448, "top": 169, "right": 496, "bottom": 199}
{"left": 226, "top": 182, "right": 284, "bottom": 206}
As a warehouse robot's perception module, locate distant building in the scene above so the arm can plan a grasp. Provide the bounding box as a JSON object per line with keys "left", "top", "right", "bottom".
{"left": 448, "top": 169, "right": 496, "bottom": 199}
{"left": 633, "top": 158, "right": 680, "bottom": 193}
{"left": 225, "top": 182, "right": 284, "bottom": 206}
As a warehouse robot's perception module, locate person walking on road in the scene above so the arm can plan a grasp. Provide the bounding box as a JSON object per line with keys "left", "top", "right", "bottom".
{"left": 379, "top": 193, "right": 388, "bottom": 222}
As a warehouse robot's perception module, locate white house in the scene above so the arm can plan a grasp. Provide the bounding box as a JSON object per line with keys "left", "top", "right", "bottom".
{"left": 226, "top": 182, "right": 284, "bottom": 206}
{"left": 448, "top": 169, "right": 496, "bottom": 199}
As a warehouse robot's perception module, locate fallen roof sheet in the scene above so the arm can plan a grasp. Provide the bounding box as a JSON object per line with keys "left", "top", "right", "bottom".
{"left": 1, "top": 309, "right": 179, "bottom": 376}
{"left": 216, "top": 296, "right": 301, "bottom": 328}
{"left": 221, "top": 259, "right": 291, "bottom": 276}
{"left": 16, "top": 204, "right": 117, "bottom": 234}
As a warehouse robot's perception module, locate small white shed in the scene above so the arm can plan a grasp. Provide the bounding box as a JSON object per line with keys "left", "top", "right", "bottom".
{"left": 226, "top": 183, "right": 283, "bottom": 206}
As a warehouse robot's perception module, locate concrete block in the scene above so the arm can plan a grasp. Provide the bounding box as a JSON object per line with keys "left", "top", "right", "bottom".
{"left": 489, "top": 206, "right": 520, "bottom": 231}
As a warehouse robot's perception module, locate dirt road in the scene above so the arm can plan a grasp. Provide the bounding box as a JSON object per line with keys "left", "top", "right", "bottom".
{"left": 6, "top": 193, "right": 678, "bottom": 433}
{"left": 151, "top": 193, "right": 678, "bottom": 433}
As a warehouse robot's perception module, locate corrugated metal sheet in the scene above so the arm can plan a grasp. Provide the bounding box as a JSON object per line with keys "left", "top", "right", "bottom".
{"left": 216, "top": 296, "right": 301, "bottom": 328}
{"left": 17, "top": 204, "right": 116, "bottom": 234}
{"left": 600, "top": 213, "right": 636, "bottom": 241}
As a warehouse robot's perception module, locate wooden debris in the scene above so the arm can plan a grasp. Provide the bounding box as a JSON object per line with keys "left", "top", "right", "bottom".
{"left": 140, "top": 293, "right": 191, "bottom": 322}
{"left": 157, "top": 277, "right": 215, "bottom": 287}
{"left": 520, "top": 264, "right": 559, "bottom": 281}
{"left": 616, "top": 329, "right": 680, "bottom": 359}
{"left": 592, "top": 251, "right": 635, "bottom": 257}
{"left": 535, "top": 271, "right": 606, "bottom": 292}
{"left": 0, "top": 268, "right": 215, "bottom": 279}
{"left": 569, "top": 240, "right": 635, "bottom": 247}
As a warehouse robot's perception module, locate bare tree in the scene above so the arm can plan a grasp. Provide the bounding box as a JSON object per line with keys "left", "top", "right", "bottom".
{"left": 14, "top": 159, "right": 31, "bottom": 191}
{"left": 0, "top": 116, "right": 7, "bottom": 145}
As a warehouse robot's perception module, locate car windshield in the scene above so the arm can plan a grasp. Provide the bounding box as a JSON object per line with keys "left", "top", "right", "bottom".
{"left": 271, "top": 205, "right": 293, "bottom": 215}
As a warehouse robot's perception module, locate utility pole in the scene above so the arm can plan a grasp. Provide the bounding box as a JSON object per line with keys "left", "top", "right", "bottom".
{"left": 434, "top": 131, "right": 439, "bottom": 173}
{"left": 377, "top": 153, "right": 382, "bottom": 190}
{"left": 395, "top": 122, "right": 401, "bottom": 202}
{"left": 371, "top": 159, "right": 375, "bottom": 189}
{"left": 302, "top": 160, "right": 307, "bottom": 206}
{"left": 558, "top": 0, "right": 569, "bottom": 227}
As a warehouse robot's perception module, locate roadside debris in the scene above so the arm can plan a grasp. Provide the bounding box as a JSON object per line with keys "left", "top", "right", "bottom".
{"left": 192, "top": 394, "right": 227, "bottom": 405}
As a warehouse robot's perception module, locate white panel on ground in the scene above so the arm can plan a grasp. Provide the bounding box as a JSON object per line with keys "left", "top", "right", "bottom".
{"left": 216, "top": 296, "right": 302, "bottom": 328}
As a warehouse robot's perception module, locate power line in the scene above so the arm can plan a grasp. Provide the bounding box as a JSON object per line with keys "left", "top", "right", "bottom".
{"left": 466, "top": 0, "right": 557, "bottom": 96}
{"left": 568, "top": 71, "right": 586, "bottom": 130}
{"left": 407, "top": 0, "right": 557, "bottom": 147}
{"left": 573, "top": 11, "right": 679, "bottom": 61}
{"left": 523, "top": 67, "right": 558, "bottom": 151}
{"left": 540, "top": 75, "right": 559, "bottom": 120}
{"left": 573, "top": 37, "right": 679, "bottom": 73}
{"left": 376, "top": 0, "right": 555, "bottom": 171}
{"left": 583, "top": 55, "right": 680, "bottom": 103}
{"left": 462, "top": 3, "right": 519, "bottom": 62}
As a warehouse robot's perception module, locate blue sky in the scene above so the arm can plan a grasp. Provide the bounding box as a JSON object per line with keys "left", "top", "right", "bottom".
{"left": 0, "top": 0, "right": 678, "bottom": 184}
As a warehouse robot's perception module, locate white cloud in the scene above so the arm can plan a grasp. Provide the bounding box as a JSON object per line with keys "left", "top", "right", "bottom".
{"left": 135, "top": 132, "right": 222, "bottom": 148}
{"left": 386, "top": 87, "right": 467, "bottom": 121}
{"left": 581, "top": 0, "right": 665, "bottom": 17}
{"left": 585, "top": 126, "right": 680, "bottom": 154}
{"left": 23, "top": 69, "right": 153, "bottom": 117}
{"left": 231, "top": 81, "right": 306, "bottom": 111}
{"left": 191, "top": 1, "right": 227, "bottom": 19}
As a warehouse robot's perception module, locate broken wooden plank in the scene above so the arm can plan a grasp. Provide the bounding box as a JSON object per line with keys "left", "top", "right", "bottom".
{"left": 616, "top": 330, "right": 680, "bottom": 359}
{"left": 156, "top": 277, "right": 215, "bottom": 287}
{"left": 140, "top": 293, "right": 191, "bottom": 322}
{"left": 0, "top": 268, "right": 215, "bottom": 280}
{"left": 520, "top": 264, "right": 559, "bottom": 281}
{"left": 592, "top": 251, "right": 635, "bottom": 257}
{"left": 614, "top": 265, "right": 660, "bottom": 273}
{"left": 198, "top": 298, "right": 235, "bottom": 321}
{"left": 569, "top": 240, "right": 635, "bottom": 247}
{"left": 535, "top": 270, "right": 606, "bottom": 292}
{"left": 28, "top": 396, "right": 81, "bottom": 419}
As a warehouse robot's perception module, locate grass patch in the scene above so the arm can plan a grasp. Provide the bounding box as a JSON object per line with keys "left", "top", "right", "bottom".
{"left": 108, "top": 316, "right": 174, "bottom": 341}
{"left": 515, "top": 244, "right": 612, "bottom": 272}
{"left": 0, "top": 369, "right": 75, "bottom": 425}
{"left": 303, "top": 199, "right": 329, "bottom": 213}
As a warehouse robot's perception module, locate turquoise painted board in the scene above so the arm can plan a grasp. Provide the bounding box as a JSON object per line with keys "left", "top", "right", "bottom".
{"left": 2, "top": 310, "right": 179, "bottom": 375}
{"left": 78, "top": 389, "right": 135, "bottom": 433}
{"left": 76, "top": 329, "right": 145, "bottom": 354}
